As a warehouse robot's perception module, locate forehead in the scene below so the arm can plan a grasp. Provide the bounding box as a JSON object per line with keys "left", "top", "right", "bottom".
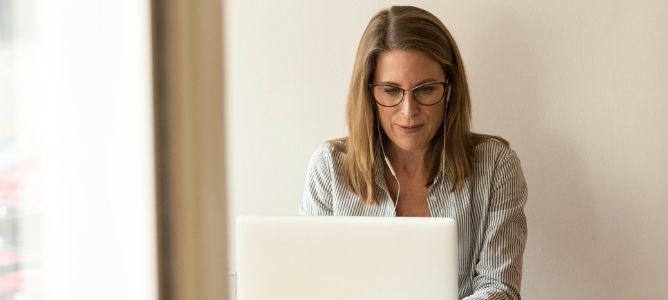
{"left": 374, "top": 49, "right": 445, "bottom": 85}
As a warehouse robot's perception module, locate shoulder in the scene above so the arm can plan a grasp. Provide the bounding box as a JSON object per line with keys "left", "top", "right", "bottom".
{"left": 471, "top": 137, "right": 527, "bottom": 210}
{"left": 306, "top": 139, "right": 347, "bottom": 174}
{"left": 311, "top": 139, "right": 346, "bottom": 160}
{"left": 472, "top": 137, "right": 526, "bottom": 193}
{"left": 473, "top": 136, "right": 522, "bottom": 170}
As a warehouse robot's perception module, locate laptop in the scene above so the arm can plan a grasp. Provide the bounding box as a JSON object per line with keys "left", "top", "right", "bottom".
{"left": 236, "top": 216, "right": 458, "bottom": 300}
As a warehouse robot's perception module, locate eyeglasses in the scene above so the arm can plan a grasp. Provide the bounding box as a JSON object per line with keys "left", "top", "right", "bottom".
{"left": 369, "top": 81, "right": 448, "bottom": 107}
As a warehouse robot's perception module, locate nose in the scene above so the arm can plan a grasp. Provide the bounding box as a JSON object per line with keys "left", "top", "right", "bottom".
{"left": 399, "top": 91, "right": 420, "bottom": 116}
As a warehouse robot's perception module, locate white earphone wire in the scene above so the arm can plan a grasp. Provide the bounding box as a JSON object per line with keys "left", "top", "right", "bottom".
{"left": 442, "top": 85, "right": 451, "bottom": 175}
{"left": 375, "top": 112, "right": 400, "bottom": 212}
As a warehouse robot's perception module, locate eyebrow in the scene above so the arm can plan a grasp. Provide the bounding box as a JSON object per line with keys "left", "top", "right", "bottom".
{"left": 374, "top": 78, "right": 443, "bottom": 86}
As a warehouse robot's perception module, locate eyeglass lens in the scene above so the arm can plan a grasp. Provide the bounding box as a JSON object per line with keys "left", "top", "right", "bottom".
{"left": 372, "top": 82, "right": 445, "bottom": 107}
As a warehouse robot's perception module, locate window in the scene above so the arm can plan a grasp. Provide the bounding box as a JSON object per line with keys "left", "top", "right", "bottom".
{"left": 0, "top": 1, "right": 156, "bottom": 299}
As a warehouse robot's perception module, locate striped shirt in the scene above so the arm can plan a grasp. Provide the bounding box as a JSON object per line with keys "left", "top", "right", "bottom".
{"left": 300, "top": 138, "right": 528, "bottom": 300}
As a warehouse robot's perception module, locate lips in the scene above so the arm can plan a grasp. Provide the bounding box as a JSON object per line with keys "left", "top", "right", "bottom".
{"left": 397, "top": 124, "right": 424, "bottom": 133}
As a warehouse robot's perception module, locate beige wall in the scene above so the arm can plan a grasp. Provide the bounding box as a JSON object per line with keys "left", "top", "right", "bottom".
{"left": 225, "top": 1, "right": 668, "bottom": 299}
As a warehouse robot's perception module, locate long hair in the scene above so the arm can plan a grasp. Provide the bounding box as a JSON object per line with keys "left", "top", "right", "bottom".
{"left": 333, "top": 5, "right": 507, "bottom": 204}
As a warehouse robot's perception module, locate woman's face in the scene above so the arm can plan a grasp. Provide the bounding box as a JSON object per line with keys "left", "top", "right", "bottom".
{"left": 373, "top": 49, "right": 446, "bottom": 154}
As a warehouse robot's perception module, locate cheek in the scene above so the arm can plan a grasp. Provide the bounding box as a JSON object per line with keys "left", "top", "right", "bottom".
{"left": 427, "top": 106, "right": 446, "bottom": 133}
{"left": 377, "top": 109, "right": 393, "bottom": 132}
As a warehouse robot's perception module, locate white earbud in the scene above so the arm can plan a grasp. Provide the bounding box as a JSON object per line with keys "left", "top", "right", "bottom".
{"left": 445, "top": 84, "right": 451, "bottom": 104}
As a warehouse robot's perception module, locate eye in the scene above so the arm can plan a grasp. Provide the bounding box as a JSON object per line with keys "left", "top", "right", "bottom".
{"left": 382, "top": 86, "right": 403, "bottom": 96}
{"left": 415, "top": 86, "right": 436, "bottom": 95}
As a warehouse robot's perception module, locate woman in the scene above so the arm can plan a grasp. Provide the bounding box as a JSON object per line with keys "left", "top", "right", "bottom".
{"left": 301, "top": 5, "right": 527, "bottom": 300}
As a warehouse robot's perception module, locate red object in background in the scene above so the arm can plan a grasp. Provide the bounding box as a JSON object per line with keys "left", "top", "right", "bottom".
{"left": 0, "top": 163, "right": 31, "bottom": 209}
{"left": 0, "top": 250, "right": 24, "bottom": 295}
{"left": 0, "top": 271, "right": 23, "bottom": 295}
{"left": 0, "top": 150, "right": 44, "bottom": 297}
{"left": 0, "top": 164, "right": 21, "bottom": 208}
{"left": 0, "top": 250, "right": 22, "bottom": 266}
{"left": 0, "top": 269, "right": 43, "bottom": 296}
{"left": 0, "top": 154, "right": 42, "bottom": 209}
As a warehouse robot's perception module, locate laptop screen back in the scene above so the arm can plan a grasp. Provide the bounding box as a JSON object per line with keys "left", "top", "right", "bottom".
{"left": 236, "top": 216, "right": 458, "bottom": 300}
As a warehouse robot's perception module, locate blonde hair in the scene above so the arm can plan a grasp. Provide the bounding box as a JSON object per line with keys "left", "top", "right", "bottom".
{"left": 332, "top": 5, "right": 506, "bottom": 204}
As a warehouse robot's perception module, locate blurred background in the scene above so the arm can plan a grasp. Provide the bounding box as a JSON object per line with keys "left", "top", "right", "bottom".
{"left": 1, "top": 0, "right": 667, "bottom": 300}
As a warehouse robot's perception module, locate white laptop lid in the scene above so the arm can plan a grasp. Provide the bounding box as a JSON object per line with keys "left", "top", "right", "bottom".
{"left": 236, "top": 216, "right": 458, "bottom": 300}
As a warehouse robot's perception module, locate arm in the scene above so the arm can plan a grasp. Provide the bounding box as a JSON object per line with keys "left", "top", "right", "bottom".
{"left": 463, "top": 150, "right": 528, "bottom": 300}
{"left": 300, "top": 144, "right": 334, "bottom": 215}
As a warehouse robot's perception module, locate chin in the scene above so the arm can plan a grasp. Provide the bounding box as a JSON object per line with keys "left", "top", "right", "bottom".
{"left": 392, "top": 139, "right": 430, "bottom": 152}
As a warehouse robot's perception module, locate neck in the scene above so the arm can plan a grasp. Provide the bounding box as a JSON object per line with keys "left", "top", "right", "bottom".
{"left": 385, "top": 142, "right": 430, "bottom": 177}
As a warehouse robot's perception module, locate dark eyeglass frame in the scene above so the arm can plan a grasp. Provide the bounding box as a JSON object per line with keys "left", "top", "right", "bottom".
{"left": 368, "top": 81, "right": 449, "bottom": 107}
